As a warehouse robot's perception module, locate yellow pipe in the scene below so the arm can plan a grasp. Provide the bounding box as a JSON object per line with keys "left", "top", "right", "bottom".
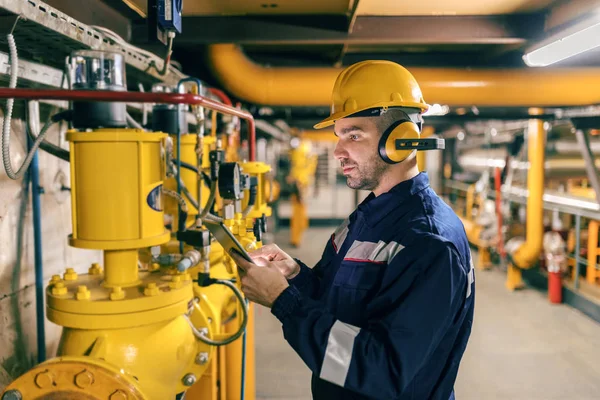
{"left": 506, "top": 119, "right": 545, "bottom": 290}
{"left": 103, "top": 249, "right": 139, "bottom": 287}
{"left": 511, "top": 119, "right": 546, "bottom": 269}
{"left": 207, "top": 44, "right": 600, "bottom": 107}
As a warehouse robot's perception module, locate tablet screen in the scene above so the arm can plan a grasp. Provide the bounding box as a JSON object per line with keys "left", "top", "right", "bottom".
{"left": 203, "top": 219, "right": 254, "bottom": 263}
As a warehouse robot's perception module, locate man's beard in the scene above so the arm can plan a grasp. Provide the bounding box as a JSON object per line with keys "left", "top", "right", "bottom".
{"left": 343, "top": 154, "right": 388, "bottom": 191}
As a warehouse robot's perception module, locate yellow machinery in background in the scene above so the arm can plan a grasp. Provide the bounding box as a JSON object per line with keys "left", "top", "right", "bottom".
{"left": 287, "top": 136, "right": 317, "bottom": 247}
{"left": 1, "top": 50, "right": 273, "bottom": 400}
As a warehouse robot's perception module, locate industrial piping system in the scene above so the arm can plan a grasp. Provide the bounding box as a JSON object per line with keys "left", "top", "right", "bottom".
{"left": 0, "top": 49, "right": 273, "bottom": 400}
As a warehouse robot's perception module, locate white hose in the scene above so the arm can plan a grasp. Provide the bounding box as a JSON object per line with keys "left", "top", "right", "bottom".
{"left": 2, "top": 34, "right": 19, "bottom": 179}
{"left": 2, "top": 35, "right": 55, "bottom": 180}
{"left": 126, "top": 113, "right": 144, "bottom": 130}
{"left": 164, "top": 189, "right": 188, "bottom": 213}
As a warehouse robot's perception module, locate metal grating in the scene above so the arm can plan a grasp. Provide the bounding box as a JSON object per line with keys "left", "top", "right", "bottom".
{"left": 0, "top": 0, "right": 184, "bottom": 90}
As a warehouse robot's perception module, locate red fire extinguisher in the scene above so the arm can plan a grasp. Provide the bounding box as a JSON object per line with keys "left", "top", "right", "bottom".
{"left": 543, "top": 231, "right": 565, "bottom": 304}
{"left": 548, "top": 263, "right": 562, "bottom": 304}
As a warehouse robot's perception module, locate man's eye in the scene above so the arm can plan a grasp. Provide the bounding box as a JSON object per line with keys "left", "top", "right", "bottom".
{"left": 349, "top": 134, "right": 359, "bottom": 140}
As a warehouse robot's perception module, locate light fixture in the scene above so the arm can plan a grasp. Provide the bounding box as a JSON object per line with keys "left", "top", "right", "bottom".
{"left": 423, "top": 103, "right": 449, "bottom": 116}
{"left": 523, "top": 12, "right": 600, "bottom": 67}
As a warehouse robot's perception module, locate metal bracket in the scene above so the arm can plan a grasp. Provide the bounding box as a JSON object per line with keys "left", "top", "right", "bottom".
{"left": 396, "top": 137, "right": 446, "bottom": 151}
{"left": 574, "top": 128, "right": 600, "bottom": 207}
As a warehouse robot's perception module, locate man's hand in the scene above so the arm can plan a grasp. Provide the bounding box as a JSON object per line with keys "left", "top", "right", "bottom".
{"left": 229, "top": 250, "right": 290, "bottom": 308}
{"left": 248, "top": 244, "right": 301, "bottom": 279}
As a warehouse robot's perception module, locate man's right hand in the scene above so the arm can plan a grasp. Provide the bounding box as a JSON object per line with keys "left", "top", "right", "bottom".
{"left": 249, "top": 244, "right": 301, "bottom": 279}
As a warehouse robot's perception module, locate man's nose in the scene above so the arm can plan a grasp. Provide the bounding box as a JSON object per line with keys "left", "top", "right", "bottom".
{"left": 333, "top": 140, "right": 348, "bottom": 160}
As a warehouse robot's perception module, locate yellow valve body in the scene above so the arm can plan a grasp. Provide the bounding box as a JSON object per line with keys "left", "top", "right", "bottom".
{"left": 240, "top": 161, "right": 273, "bottom": 218}
{"left": 67, "top": 129, "right": 170, "bottom": 250}
{"left": 40, "top": 269, "right": 215, "bottom": 399}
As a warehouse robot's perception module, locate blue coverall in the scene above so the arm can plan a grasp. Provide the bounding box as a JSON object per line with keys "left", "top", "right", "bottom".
{"left": 271, "top": 172, "right": 475, "bottom": 399}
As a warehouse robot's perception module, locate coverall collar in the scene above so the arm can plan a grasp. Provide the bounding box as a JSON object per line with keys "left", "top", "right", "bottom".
{"left": 356, "top": 172, "right": 431, "bottom": 227}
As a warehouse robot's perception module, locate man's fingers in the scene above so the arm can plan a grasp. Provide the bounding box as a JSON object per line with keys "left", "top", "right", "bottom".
{"left": 249, "top": 244, "right": 281, "bottom": 259}
{"left": 253, "top": 256, "right": 269, "bottom": 267}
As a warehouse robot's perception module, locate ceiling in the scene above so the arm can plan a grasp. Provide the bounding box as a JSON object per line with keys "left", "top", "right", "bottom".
{"left": 94, "top": 0, "right": 600, "bottom": 131}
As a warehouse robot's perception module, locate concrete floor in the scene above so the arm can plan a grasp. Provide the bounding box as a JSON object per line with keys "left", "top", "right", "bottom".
{"left": 254, "top": 227, "right": 600, "bottom": 400}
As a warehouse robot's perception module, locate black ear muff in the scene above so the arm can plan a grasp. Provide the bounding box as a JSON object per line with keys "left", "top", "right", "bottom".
{"left": 378, "top": 119, "right": 421, "bottom": 164}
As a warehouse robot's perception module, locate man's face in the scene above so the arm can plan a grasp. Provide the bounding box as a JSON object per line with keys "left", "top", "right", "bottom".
{"left": 333, "top": 117, "right": 389, "bottom": 191}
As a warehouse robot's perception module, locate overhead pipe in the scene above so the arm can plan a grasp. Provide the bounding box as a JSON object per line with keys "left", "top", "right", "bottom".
{"left": 506, "top": 119, "right": 545, "bottom": 290}
{"left": 457, "top": 147, "right": 600, "bottom": 179}
{"left": 207, "top": 44, "right": 600, "bottom": 107}
{"left": 0, "top": 88, "right": 256, "bottom": 161}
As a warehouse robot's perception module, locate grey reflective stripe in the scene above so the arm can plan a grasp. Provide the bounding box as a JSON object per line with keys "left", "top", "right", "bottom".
{"left": 466, "top": 252, "right": 475, "bottom": 298}
{"left": 320, "top": 320, "right": 361, "bottom": 387}
{"left": 333, "top": 219, "right": 350, "bottom": 252}
{"left": 345, "top": 240, "right": 405, "bottom": 263}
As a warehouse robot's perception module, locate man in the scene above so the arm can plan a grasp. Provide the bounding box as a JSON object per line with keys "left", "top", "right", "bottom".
{"left": 231, "top": 60, "right": 475, "bottom": 400}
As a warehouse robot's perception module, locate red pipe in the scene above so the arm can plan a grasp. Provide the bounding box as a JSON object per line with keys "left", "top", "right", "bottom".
{"left": 208, "top": 88, "right": 233, "bottom": 106}
{"left": 0, "top": 88, "right": 256, "bottom": 161}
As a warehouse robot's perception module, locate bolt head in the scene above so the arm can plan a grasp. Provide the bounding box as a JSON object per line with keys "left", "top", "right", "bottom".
{"left": 75, "top": 285, "right": 91, "bottom": 300}
{"left": 88, "top": 263, "right": 103, "bottom": 275}
{"left": 195, "top": 352, "right": 209, "bottom": 365}
{"left": 109, "top": 389, "right": 128, "bottom": 400}
{"left": 183, "top": 373, "right": 197, "bottom": 386}
{"left": 1, "top": 390, "right": 22, "bottom": 400}
{"left": 34, "top": 371, "right": 54, "bottom": 388}
{"left": 74, "top": 370, "right": 94, "bottom": 388}
{"left": 64, "top": 268, "right": 78, "bottom": 281}
{"left": 110, "top": 286, "right": 125, "bottom": 300}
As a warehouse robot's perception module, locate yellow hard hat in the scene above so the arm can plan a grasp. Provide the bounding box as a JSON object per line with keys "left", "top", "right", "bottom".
{"left": 314, "top": 60, "right": 429, "bottom": 129}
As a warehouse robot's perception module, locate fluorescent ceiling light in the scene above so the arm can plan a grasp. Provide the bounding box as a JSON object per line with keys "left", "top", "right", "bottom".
{"left": 523, "top": 14, "right": 600, "bottom": 67}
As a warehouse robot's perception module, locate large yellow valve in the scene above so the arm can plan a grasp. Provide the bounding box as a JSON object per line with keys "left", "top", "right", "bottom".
{"left": 67, "top": 129, "right": 170, "bottom": 249}
{"left": 0, "top": 47, "right": 265, "bottom": 400}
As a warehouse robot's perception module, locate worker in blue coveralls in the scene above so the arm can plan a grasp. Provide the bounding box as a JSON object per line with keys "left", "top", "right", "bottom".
{"left": 230, "top": 60, "right": 475, "bottom": 400}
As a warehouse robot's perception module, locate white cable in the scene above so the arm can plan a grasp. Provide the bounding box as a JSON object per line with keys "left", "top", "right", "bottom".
{"left": 1, "top": 34, "right": 53, "bottom": 180}
{"left": 164, "top": 188, "right": 188, "bottom": 213}
{"left": 2, "top": 34, "right": 19, "bottom": 179}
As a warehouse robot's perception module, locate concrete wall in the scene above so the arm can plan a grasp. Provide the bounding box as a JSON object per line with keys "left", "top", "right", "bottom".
{"left": 0, "top": 111, "right": 101, "bottom": 390}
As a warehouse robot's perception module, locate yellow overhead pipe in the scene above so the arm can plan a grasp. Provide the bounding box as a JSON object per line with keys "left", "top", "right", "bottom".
{"left": 506, "top": 119, "right": 546, "bottom": 290}
{"left": 207, "top": 44, "right": 600, "bottom": 107}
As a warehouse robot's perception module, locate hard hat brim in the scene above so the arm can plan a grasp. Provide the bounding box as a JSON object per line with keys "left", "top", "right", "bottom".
{"left": 313, "top": 101, "right": 430, "bottom": 130}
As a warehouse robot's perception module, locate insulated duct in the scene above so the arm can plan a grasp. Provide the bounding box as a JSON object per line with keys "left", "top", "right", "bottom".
{"left": 207, "top": 44, "right": 600, "bottom": 107}
{"left": 457, "top": 147, "right": 600, "bottom": 179}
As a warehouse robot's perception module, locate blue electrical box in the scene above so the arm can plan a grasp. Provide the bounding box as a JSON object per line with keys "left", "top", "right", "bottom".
{"left": 158, "top": 0, "right": 183, "bottom": 34}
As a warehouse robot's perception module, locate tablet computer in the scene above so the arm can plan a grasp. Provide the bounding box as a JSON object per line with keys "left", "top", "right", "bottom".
{"left": 203, "top": 219, "right": 254, "bottom": 264}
